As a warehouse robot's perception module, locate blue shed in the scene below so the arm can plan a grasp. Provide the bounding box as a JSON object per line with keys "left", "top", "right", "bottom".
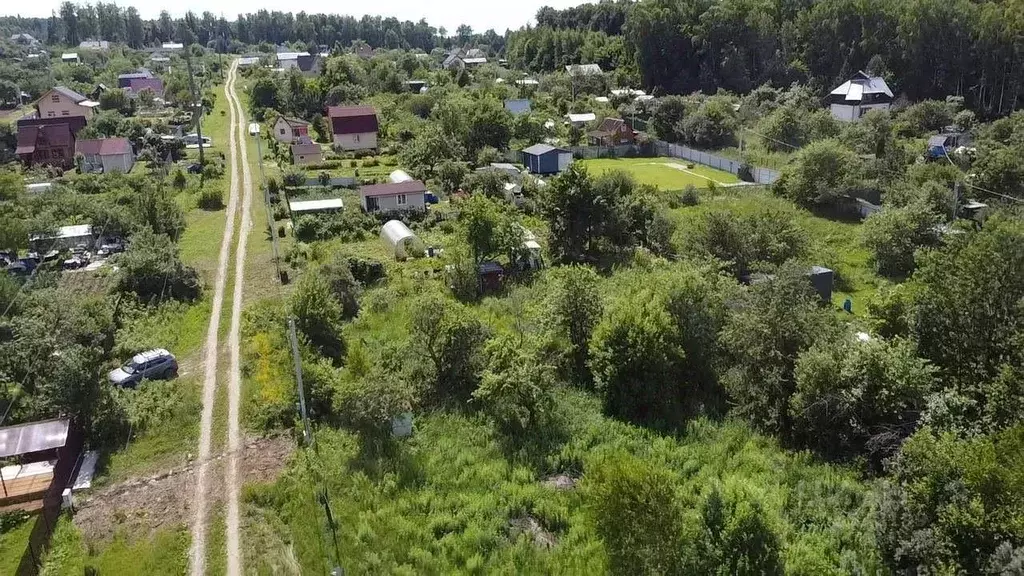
{"left": 521, "top": 143, "right": 572, "bottom": 175}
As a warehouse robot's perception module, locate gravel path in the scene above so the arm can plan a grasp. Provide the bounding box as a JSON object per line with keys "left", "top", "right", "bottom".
{"left": 188, "top": 60, "right": 242, "bottom": 576}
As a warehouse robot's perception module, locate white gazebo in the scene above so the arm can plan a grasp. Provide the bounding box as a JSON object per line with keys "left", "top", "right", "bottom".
{"left": 380, "top": 220, "right": 424, "bottom": 259}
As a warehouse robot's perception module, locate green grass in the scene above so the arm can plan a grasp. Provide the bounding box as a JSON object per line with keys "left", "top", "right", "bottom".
{"left": 669, "top": 188, "right": 880, "bottom": 313}
{"left": 40, "top": 515, "right": 190, "bottom": 576}
{"left": 244, "top": 391, "right": 879, "bottom": 574}
{"left": 0, "top": 513, "right": 36, "bottom": 575}
{"left": 580, "top": 157, "right": 741, "bottom": 189}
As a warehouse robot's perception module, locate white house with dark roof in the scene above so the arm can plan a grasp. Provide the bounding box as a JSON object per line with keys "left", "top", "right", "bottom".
{"left": 828, "top": 71, "right": 894, "bottom": 122}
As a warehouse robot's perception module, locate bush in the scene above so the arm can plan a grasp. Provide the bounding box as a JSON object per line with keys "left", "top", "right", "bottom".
{"left": 680, "top": 185, "right": 700, "bottom": 206}
{"left": 362, "top": 157, "right": 379, "bottom": 167}
{"left": 277, "top": 224, "right": 286, "bottom": 237}
{"left": 116, "top": 228, "right": 201, "bottom": 302}
{"left": 202, "top": 163, "right": 224, "bottom": 179}
{"left": 737, "top": 163, "right": 754, "bottom": 182}
{"left": 273, "top": 204, "right": 289, "bottom": 221}
{"left": 172, "top": 169, "right": 187, "bottom": 190}
{"left": 267, "top": 177, "right": 280, "bottom": 195}
{"left": 282, "top": 170, "right": 305, "bottom": 187}
{"left": 197, "top": 186, "right": 224, "bottom": 210}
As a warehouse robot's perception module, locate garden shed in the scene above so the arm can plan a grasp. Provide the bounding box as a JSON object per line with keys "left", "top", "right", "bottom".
{"left": 380, "top": 220, "right": 424, "bottom": 259}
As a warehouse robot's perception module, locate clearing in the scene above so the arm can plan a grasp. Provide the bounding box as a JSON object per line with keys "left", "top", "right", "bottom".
{"left": 580, "top": 157, "right": 742, "bottom": 189}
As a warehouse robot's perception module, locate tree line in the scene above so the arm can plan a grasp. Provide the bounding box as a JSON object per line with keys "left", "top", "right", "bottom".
{"left": 0, "top": 4, "right": 505, "bottom": 55}
{"left": 507, "top": 0, "right": 1024, "bottom": 116}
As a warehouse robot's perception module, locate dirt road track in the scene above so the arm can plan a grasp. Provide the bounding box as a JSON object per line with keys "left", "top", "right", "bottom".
{"left": 224, "top": 55, "right": 254, "bottom": 576}
{"left": 188, "top": 59, "right": 248, "bottom": 576}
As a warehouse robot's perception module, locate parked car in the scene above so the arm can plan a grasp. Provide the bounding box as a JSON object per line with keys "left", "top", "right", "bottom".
{"left": 108, "top": 348, "right": 178, "bottom": 387}
{"left": 96, "top": 238, "right": 125, "bottom": 257}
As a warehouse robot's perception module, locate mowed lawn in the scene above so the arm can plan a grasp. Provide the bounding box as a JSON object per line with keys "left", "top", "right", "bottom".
{"left": 580, "top": 157, "right": 741, "bottom": 189}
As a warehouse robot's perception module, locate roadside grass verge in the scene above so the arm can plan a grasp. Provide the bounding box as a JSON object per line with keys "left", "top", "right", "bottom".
{"left": 40, "top": 516, "right": 189, "bottom": 575}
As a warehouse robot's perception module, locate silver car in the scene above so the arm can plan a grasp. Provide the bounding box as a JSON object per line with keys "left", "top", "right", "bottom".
{"left": 108, "top": 348, "right": 178, "bottom": 387}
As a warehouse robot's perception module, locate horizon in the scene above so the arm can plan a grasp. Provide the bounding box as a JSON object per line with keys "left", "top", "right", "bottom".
{"left": 0, "top": 0, "right": 589, "bottom": 36}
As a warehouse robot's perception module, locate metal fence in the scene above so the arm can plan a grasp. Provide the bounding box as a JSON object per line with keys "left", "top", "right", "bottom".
{"left": 652, "top": 141, "right": 781, "bottom": 185}
{"left": 567, "top": 144, "right": 641, "bottom": 159}
{"left": 559, "top": 141, "right": 781, "bottom": 185}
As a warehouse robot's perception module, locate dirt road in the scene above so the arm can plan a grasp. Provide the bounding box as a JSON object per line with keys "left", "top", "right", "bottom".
{"left": 224, "top": 55, "right": 254, "bottom": 576}
{"left": 188, "top": 59, "right": 250, "bottom": 576}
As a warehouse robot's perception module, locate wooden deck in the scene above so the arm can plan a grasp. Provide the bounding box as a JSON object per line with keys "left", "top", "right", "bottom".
{"left": 0, "top": 461, "right": 55, "bottom": 510}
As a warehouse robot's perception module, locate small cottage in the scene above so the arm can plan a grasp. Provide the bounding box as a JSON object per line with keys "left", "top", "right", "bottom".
{"left": 360, "top": 181, "right": 427, "bottom": 213}
{"left": 117, "top": 70, "right": 153, "bottom": 88}
{"left": 273, "top": 115, "right": 311, "bottom": 143}
{"left": 60, "top": 52, "right": 79, "bottom": 64}
{"left": 328, "top": 105, "right": 378, "bottom": 151}
{"left": 36, "top": 86, "right": 98, "bottom": 120}
{"left": 828, "top": 71, "right": 893, "bottom": 122}
{"left": 290, "top": 142, "right": 322, "bottom": 166}
{"left": 588, "top": 118, "right": 634, "bottom": 146}
{"left": 521, "top": 144, "right": 572, "bottom": 175}
{"left": 76, "top": 137, "right": 135, "bottom": 173}
{"left": 16, "top": 123, "right": 75, "bottom": 169}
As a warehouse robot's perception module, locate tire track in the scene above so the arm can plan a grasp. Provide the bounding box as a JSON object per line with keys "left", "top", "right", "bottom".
{"left": 188, "top": 60, "right": 242, "bottom": 576}
{"left": 224, "top": 56, "right": 253, "bottom": 576}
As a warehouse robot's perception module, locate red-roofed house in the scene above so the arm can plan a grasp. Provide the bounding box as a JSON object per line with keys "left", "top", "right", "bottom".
{"left": 359, "top": 180, "right": 427, "bottom": 213}
{"left": 16, "top": 123, "right": 75, "bottom": 169}
{"left": 327, "top": 105, "right": 378, "bottom": 151}
{"left": 76, "top": 137, "right": 135, "bottom": 173}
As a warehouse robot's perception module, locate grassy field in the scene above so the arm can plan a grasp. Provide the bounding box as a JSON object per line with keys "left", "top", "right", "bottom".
{"left": 580, "top": 157, "right": 742, "bottom": 189}
{"left": 670, "top": 187, "right": 880, "bottom": 313}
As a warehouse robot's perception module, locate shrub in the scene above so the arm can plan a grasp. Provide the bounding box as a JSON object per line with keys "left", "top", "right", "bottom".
{"left": 273, "top": 204, "right": 289, "bottom": 221}
{"left": 202, "top": 163, "right": 224, "bottom": 179}
{"left": 362, "top": 157, "right": 379, "bottom": 167}
{"left": 349, "top": 159, "right": 358, "bottom": 168}
{"left": 172, "top": 169, "right": 187, "bottom": 190}
{"left": 680, "top": 185, "right": 700, "bottom": 206}
{"left": 737, "top": 163, "right": 754, "bottom": 182}
{"left": 282, "top": 170, "right": 305, "bottom": 187}
{"left": 197, "top": 186, "right": 224, "bottom": 210}
{"left": 116, "top": 228, "right": 201, "bottom": 302}
{"left": 267, "top": 177, "right": 280, "bottom": 195}
{"left": 277, "top": 224, "right": 286, "bottom": 237}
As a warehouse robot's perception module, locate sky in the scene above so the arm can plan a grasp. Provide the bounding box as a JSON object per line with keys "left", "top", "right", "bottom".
{"left": 5, "top": 0, "right": 588, "bottom": 35}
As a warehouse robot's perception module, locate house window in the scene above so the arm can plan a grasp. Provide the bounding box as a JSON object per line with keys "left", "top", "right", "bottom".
{"left": 353, "top": 133, "right": 360, "bottom": 142}
{"left": 51, "top": 94, "right": 60, "bottom": 103}
{"left": 366, "top": 197, "right": 379, "bottom": 212}
{"left": 279, "top": 128, "right": 286, "bottom": 135}
{"left": 47, "top": 111, "right": 55, "bottom": 117}
{"left": 53, "top": 149, "right": 63, "bottom": 158}
{"left": 396, "top": 194, "right": 407, "bottom": 206}
{"left": 61, "top": 110, "right": 69, "bottom": 116}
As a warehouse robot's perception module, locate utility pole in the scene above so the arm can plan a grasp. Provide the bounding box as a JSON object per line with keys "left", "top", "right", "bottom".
{"left": 287, "top": 318, "right": 312, "bottom": 445}
{"left": 185, "top": 47, "right": 205, "bottom": 166}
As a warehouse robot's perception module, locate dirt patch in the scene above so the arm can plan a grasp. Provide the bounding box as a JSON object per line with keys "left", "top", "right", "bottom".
{"left": 73, "top": 435, "right": 294, "bottom": 543}
{"left": 542, "top": 473, "right": 579, "bottom": 490}
{"left": 508, "top": 515, "right": 558, "bottom": 549}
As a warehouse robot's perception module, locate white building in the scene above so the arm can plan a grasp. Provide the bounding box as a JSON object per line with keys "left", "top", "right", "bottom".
{"left": 828, "top": 71, "right": 894, "bottom": 122}
{"left": 360, "top": 181, "right": 427, "bottom": 213}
